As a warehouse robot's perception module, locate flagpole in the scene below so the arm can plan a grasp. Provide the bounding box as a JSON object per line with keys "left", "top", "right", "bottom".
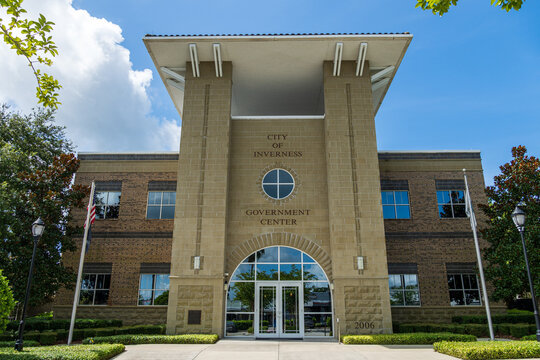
{"left": 463, "top": 169, "right": 495, "bottom": 340}
{"left": 68, "top": 181, "right": 95, "bottom": 345}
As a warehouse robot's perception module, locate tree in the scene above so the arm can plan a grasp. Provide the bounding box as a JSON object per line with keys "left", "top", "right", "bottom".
{"left": 0, "top": 0, "right": 61, "bottom": 108}
{"left": 416, "top": 0, "right": 524, "bottom": 16}
{"left": 0, "top": 105, "right": 88, "bottom": 307}
{"left": 0, "top": 270, "right": 15, "bottom": 332}
{"left": 480, "top": 145, "right": 539, "bottom": 305}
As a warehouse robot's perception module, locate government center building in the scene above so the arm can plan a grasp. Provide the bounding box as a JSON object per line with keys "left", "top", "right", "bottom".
{"left": 53, "top": 33, "right": 503, "bottom": 338}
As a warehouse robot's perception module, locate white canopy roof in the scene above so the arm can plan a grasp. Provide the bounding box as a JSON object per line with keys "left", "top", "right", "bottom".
{"left": 143, "top": 33, "right": 412, "bottom": 118}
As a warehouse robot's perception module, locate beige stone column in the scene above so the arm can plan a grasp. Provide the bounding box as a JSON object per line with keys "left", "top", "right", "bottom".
{"left": 323, "top": 60, "right": 392, "bottom": 335}
{"left": 167, "top": 62, "right": 232, "bottom": 336}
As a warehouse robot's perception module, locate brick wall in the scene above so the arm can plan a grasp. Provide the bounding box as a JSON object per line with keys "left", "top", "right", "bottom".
{"left": 381, "top": 165, "right": 505, "bottom": 320}
{"left": 53, "top": 167, "right": 176, "bottom": 322}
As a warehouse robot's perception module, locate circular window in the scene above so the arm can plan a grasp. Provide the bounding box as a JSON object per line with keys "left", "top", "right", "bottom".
{"left": 261, "top": 168, "right": 295, "bottom": 200}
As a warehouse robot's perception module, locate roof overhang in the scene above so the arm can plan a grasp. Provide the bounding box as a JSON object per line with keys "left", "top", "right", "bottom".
{"left": 143, "top": 33, "right": 412, "bottom": 118}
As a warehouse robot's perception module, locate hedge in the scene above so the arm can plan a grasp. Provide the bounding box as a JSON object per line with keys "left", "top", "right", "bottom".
{"left": 83, "top": 334, "right": 219, "bottom": 345}
{"left": 113, "top": 325, "right": 165, "bottom": 335}
{"left": 396, "top": 323, "right": 535, "bottom": 338}
{"left": 6, "top": 319, "right": 122, "bottom": 332}
{"left": 434, "top": 340, "right": 540, "bottom": 360}
{"left": 521, "top": 335, "right": 537, "bottom": 341}
{"left": 0, "top": 344, "right": 124, "bottom": 360}
{"left": 0, "top": 341, "right": 39, "bottom": 348}
{"left": 0, "top": 324, "right": 166, "bottom": 345}
{"left": 452, "top": 313, "right": 535, "bottom": 325}
{"left": 341, "top": 332, "right": 476, "bottom": 345}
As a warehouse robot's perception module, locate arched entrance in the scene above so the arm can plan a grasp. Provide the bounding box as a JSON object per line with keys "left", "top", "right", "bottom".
{"left": 225, "top": 246, "right": 333, "bottom": 338}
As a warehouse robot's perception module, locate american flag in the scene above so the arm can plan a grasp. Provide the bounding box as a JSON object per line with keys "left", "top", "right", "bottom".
{"left": 84, "top": 197, "right": 96, "bottom": 252}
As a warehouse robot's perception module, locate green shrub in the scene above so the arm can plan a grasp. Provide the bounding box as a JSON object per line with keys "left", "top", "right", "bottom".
{"left": 497, "top": 323, "right": 511, "bottom": 336}
{"left": 509, "top": 324, "right": 533, "bottom": 339}
{"left": 396, "top": 323, "right": 470, "bottom": 335}
{"left": 39, "top": 332, "right": 57, "bottom": 346}
{"left": 507, "top": 309, "right": 533, "bottom": 315}
{"left": 0, "top": 271, "right": 15, "bottom": 334}
{"left": 0, "top": 343, "right": 124, "bottom": 359}
{"left": 521, "top": 335, "right": 536, "bottom": 341}
{"left": 396, "top": 322, "right": 536, "bottom": 338}
{"left": 93, "top": 328, "right": 116, "bottom": 337}
{"left": 72, "top": 329, "right": 85, "bottom": 342}
{"left": 76, "top": 319, "right": 110, "bottom": 329}
{"left": 113, "top": 325, "right": 164, "bottom": 335}
{"left": 83, "top": 334, "right": 219, "bottom": 345}
{"left": 6, "top": 319, "right": 123, "bottom": 332}
{"left": 24, "top": 319, "right": 49, "bottom": 332}
{"left": 0, "top": 334, "right": 12, "bottom": 342}
{"left": 83, "top": 329, "right": 97, "bottom": 338}
{"left": 341, "top": 332, "right": 476, "bottom": 345}
{"left": 0, "top": 340, "right": 39, "bottom": 348}
{"left": 49, "top": 320, "right": 69, "bottom": 330}
{"left": 434, "top": 340, "right": 540, "bottom": 360}
{"left": 55, "top": 330, "right": 67, "bottom": 341}
{"left": 31, "top": 311, "right": 53, "bottom": 319}
{"left": 22, "top": 332, "right": 40, "bottom": 342}
{"left": 464, "top": 324, "right": 490, "bottom": 337}
{"left": 109, "top": 320, "right": 122, "bottom": 328}
{"left": 452, "top": 314, "right": 535, "bottom": 325}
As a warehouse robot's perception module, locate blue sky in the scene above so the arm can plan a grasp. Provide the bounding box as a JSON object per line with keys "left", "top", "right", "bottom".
{"left": 3, "top": 0, "right": 539, "bottom": 185}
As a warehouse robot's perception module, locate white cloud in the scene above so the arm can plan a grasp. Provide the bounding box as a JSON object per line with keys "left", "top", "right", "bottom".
{"left": 0, "top": 0, "right": 180, "bottom": 152}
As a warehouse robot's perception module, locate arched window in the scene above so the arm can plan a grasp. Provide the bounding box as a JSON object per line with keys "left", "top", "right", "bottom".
{"left": 226, "top": 246, "right": 332, "bottom": 338}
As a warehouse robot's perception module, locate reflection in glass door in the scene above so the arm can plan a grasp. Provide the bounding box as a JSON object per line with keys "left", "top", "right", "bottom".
{"left": 255, "top": 282, "right": 303, "bottom": 338}
{"left": 282, "top": 286, "right": 300, "bottom": 335}
{"left": 258, "top": 285, "right": 277, "bottom": 335}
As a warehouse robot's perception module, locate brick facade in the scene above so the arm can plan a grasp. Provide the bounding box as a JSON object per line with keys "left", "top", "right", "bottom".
{"left": 52, "top": 151, "right": 501, "bottom": 331}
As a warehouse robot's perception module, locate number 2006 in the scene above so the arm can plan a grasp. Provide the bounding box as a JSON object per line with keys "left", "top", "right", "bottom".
{"left": 355, "top": 321, "right": 375, "bottom": 329}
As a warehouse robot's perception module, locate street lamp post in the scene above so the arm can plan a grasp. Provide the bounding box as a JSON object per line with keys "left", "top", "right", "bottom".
{"left": 14, "top": 218, "right": 45, "bottom": 351}
{"left": 511, "top": 204, "right": 540, "bottom": 342}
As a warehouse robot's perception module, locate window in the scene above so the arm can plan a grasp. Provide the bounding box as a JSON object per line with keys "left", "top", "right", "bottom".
{"left": 79, "top": 274, "right": 110, "bottom": 305}
{"left": 262, "top": 169, "right": 295, "bottom": 200}
{"left": 226, "top": 246, "right": 332, "bottom": 337}
{"left": 95, "top": 192, "right": 121, "bottom": 219}
{"left": 381, "top": 191, "right": 410, "bottom": 219}
{"left": 146, "top": 191, "right": 176, "bottom": 219}
{"left": 389, "top": 274, "right": 420, "bottom": 306}
{"left": 138, "top": 274, "right": 169, "bottom": 305}
{"left": 448, "top": 273, "right": 481, "bottom": 306}
{"left": 437, "top": 190, "right": 466, "bottom": 218}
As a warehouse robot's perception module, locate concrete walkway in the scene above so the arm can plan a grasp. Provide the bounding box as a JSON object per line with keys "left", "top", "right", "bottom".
{"left": 112, "top": 339, "right": 459, "bottom": 360}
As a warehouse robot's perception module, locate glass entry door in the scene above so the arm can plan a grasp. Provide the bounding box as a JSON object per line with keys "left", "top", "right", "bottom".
{"left": 255, "top": 281, "right": 303, "bottom": 338}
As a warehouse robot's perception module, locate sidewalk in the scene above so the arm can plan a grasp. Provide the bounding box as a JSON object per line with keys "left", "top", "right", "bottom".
{"left": 112, "top": 339, "right": 458, "bottom": 360}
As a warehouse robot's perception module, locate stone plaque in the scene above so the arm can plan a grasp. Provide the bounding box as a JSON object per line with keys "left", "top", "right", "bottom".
{"left": 187, "top": 310, "right": 202, "bottom": 325}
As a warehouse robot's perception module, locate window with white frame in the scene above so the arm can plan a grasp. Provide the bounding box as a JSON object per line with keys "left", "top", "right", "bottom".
{"left": 79, "top": 273, "right": 111, "bottom": 305}
{"left": 447, "top": 273, "right": 481, "bottom": 306}
{"left": 146, "top": 191, "right": 176, "bottom": 219}
{"left": 138, "top": 274, "right": 170, "bottom": 305}
{"left": 388, "top": 263, "right": 420, "bottom": 307}
{"left": 381, "top": 191, "right": 410, "bottom": 219}
{"left": 389, "top": 274, "right": 420, "bottom": 306}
